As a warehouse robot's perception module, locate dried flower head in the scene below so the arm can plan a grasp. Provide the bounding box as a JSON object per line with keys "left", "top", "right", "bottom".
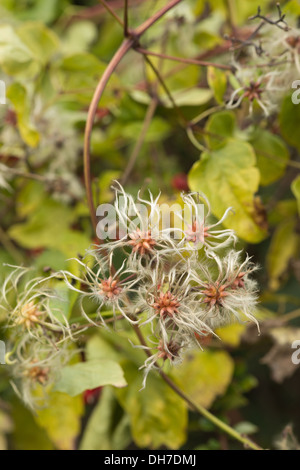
{"left": 56, "top": 184, "right": 259, "bottom": 389}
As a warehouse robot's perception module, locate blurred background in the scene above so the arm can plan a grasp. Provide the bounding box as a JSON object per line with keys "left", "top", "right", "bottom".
{"left": 0, "top": 0, "right": 300, "bottom": 450}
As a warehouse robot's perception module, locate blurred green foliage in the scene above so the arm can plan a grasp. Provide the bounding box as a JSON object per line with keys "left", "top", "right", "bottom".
{"left": 0, "top": 0, "right": 300, "bottom": 451}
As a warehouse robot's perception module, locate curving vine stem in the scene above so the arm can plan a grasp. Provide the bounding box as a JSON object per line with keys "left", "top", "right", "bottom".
{"left": 82, "top": 0, "right": 263, "bottom": 450}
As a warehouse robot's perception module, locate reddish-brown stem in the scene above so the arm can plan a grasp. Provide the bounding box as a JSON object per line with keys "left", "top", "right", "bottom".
{"left": 84, "top": 39, "right": 133, "bottom": 231}
{"left": 136, "top": 47, "right": 234, "bottom": 71}
{"left": 134, "top": 0, "right": 182, "bottom": 37}
{"left": 84, "top": 0, "right": 183, "bottom": 232}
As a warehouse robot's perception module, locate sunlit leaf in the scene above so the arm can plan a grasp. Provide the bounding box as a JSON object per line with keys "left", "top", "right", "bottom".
{"left": 171, "top": 350, "right": 234, "bottom": 409}
{"left": 35, "top": 391, "right": 84, "bottom": 450}
{"left": 7, "top": 83, "right": 40, "bottom": 147}
{"left": 115, "top": 361, "right": 187, "bottom": 449}
{"left": 17, "top": 22, "right": 59, "bottom": 64}
{"left": 188, "top": 140, "right": 268, "bottom": 242}
{"left": 204, "top": 110, "right": 236, "bottom": 149}
{"left": 54, "top": 360, "right": 127, "bottom": 397}
{"left": 207, "top": 66, "right": 227, "bottom": 104}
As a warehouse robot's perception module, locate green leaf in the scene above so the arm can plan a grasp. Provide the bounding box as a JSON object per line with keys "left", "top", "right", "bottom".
{"left": 268, "top": 200, "right": 298, "bottom": 226}
{"left": 54, "top": 360, "right": 127, "bottom": 397}
{"left": 249, "top": 129, "right": 290, "bottom": 186}
{"left": 117, "top": 118, "right": 171, "bottom": 143}
{"left": 35, "top": 391, "right": 84, "bottom": 450}
{"left": 79, "top": 387, "right": 131, "bottom": 450}
{"left": 234, "top": 421, "right": 258, "bottom": 435}
{"left": 279, "top": 94, "right": 300, "bottom": 151}
{"left": 34, "top": 249, "right": 69, "bottom": 272}
{"left": 16, "top": 22, "right": 59, "bottom": 65}
{"left": 267, "top": 218, "right": 300, "bottom": 291}
{"left": 53, "top": 52, "right": 107, "bottom": 92}
{"left": 171, "top": 350, "right": 234, "bottom": 409}
{"left": 188, "top": 140, "right": 268, "bottom": 243}
{"left": 207, "top": 66, "right": 227, "bottom": 104}
{"left": 15, "top": 181, "right": 45, "bottom": 218}
{"left": 132, "top": 88, "right": 212, "bottom": 108}
{"left": 205, "top": 110, "right": 236, "bottom": 149}
{"left": 9, "top": 196, "right": 91, "bottom": 257}
{"left": 291, "top": 175, "right": 300, "bottom": 215}
{"left": 215, "top": 323, "right": 246, "bottom": 347}
{"left": 7, "top": 83, "right": 40, "bottom": 147}
{"left": 162, "top": 88, "right": 213, "bottom": 108}
{"left": 48, "top": 281, "right": 78, "bottom": 322}
{"left": 115, "top": 361, "right": 187, "bottom": 449}
{"left": 62, "top": 21, "right": 98, "bottom": 54}
{"left": 285, "top": 0, "right": 300, "bottom": 15}
{"left": 87, "top": 334, "right": 121, "bottom": 363}
{"left": 17, "top": 0, "right": 63, "bottom": 23}
{"left": 11, "top": 398, "right": 54, "bottom": 450}
{"left": 0, "top": 24, "right": 37, "bottom": 77}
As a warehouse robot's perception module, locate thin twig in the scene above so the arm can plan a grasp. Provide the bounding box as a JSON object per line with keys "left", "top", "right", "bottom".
{"left": 124, "top": 0, "right": 129, "bottom": 36}
{"left": 1, "top": 168, "right": 46, "bottom": 182}
{"left": 71, "top": 314, "right": 124, "bottom": 331}
{"left": 98, "top": 0, "right": 124, "bottom": 27}
{"left": 135, "top": 0, "right": 182, "bottom": 37}
{"left": 249, "top": 4, "right": 289, "bottom": 31}
{"left": 84, "top": 40, "right": 133, "bottom": 231}
{"left": 142, "top": 54, "right": 186, "bottom": 125}
{"left": 133, "top": 324, "right": 263, "bottom": 450}
{"left": 226, "top": 0, "right": 237, "bottom": 33}
{"left": 121, "top": 97, "right": 158, "bottom": 185}
{"left": 186, "top": 127, "right": 207, "bottom": 153}
{"left": 135, "top": 47, "right": 234, "bottom": 71}
{"left": 84, "top": 0, "right": 183, "bottom": 232}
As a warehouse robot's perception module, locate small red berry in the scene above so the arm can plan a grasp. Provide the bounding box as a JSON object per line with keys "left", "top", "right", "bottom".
{"left": 171, "top": 173, "right": 189, "bottom": 192}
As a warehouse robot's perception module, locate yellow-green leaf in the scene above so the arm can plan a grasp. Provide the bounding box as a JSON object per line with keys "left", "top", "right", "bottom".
{"left": 215, "top": 323, "right": 246, "bottom": 347}
{"left": 16, "top": 22, "right": 59, "bottom": 64}
{"left": 7, "top": 83, "right": 40, "bottom": 147}
{"left": 54, "top": 360, "right": 127, "bottom": 397}
{"left": 188, "top": 140, "right": 268, "bottom": 243}
{"left": 160, "top": 88, "right": 213, "bottom": 108}
{"left": 171, "top": 350, "right": 234, "bottom": 409}
{"left": 115, "top": 361, "right": 187, "bottom": 449}
{"left": 0, "top": 24, "right": 37, "bottom": 77}
{"left": 35, "top": 391, "right": 84, "bottom": 450}
{"left": 205, "top": 110, "right": 236, "bottom": 149}
{"left": 11, "top": 399, "right": 54, "bottom": 450}
{"left": 291, "top": 175, "right": 300, "bottom": 215}
{"left": 207, "top": 66, "right": 227, "bottom": 104}
{"left": 279, "top": 94, "right": 300, "bottom": 151}
{"left": 250, "top": 129, "right": 290, "bottom": 186}
{"left": 267, "top": 218, "right": 300, "bottom": 291}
